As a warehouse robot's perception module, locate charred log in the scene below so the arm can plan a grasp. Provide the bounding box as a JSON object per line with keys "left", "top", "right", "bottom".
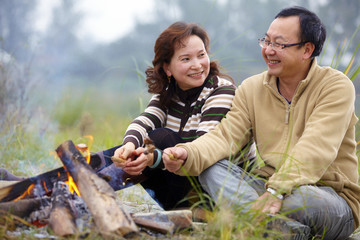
{"left": 0, "top": 155, "right": 102, "bottom": 203}
{"left": 0, "top": 167, "right": 67, "bottom": 203}
{"left": 48, "top": 182, "right": 77, "bottom": 237}
{"left": 56, "top": 140, "right": 138, "bottom": 237}
{"left": 0, "top": 197, "right": 50, "bottom": 218}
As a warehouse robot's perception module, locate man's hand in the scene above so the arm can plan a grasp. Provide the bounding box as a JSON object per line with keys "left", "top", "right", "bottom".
{"left": 163, "top": 147, "right": 187, "bottom": 173}
{"left": 251, "top": 191, "right": 282, "bottom": 215}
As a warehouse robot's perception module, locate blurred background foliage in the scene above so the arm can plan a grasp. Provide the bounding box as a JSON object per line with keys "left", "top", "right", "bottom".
{"left": 0, "top": 0, "right": 359, "bottom": 175}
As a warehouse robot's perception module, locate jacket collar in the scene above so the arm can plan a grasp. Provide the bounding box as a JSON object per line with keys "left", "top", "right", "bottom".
{"left": 265, "top": 58, "right": 318, "bottom": 99}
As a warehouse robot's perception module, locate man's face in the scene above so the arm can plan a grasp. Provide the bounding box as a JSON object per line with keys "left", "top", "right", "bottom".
{"left": 262, "top": 16, "right": 307, "bottom": 80}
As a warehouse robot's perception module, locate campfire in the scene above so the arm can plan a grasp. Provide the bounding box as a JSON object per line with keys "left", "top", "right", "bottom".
{"left": 0, "top": 140, "right": 194, "bottom": 238}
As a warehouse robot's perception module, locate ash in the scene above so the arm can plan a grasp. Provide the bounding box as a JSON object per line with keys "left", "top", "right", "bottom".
{"left": 26, "top": 181, "right": 93, "bottom": 232}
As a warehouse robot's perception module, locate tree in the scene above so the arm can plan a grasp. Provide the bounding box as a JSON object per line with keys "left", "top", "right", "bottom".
{"left": 0, "top": 0, "right": 37, "bottom": 62}
{"left": 35, "top": 0, "right": 84, "bottom": 84}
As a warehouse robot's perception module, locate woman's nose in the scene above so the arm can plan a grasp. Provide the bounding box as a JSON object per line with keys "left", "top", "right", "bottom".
{"left": 191, "top": 59, "right": 201, "bottom": 69}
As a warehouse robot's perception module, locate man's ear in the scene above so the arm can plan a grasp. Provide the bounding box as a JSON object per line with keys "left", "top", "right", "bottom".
{"left": 303, "top": 42, "right": 315, "bottom": 59}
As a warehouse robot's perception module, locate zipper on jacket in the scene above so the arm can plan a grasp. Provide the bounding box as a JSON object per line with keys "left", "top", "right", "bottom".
{"left": 285, "top": 104, "right": 290, "bottom": 124}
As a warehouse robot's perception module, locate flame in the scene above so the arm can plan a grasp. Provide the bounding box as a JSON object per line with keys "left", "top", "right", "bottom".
{"left": 49, "top": 150, "right": 58, "bottom": 160}
{"left": 42, "top": 180, "right": 49, "bottom": 193}
{"left": 83, "top": 135, "right": 94, "bottom": 147}
{"left": 65, "top": 172, "right": 81, "bottom": 197}
{"left": 76, "top": 135, "right": 94, "bottom": 164}
{"left": 84, "top": 135, "right": 93, "bottom": 164}
{"left": 13, "top": 184, "right": 35, "bottom": 202}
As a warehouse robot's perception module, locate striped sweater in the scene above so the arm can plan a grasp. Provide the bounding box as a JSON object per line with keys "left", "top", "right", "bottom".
{"left": 122, "top": 76, "right": 236, "bottom": 148}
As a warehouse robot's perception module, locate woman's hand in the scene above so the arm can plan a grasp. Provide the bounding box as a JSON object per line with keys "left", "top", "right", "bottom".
{"left": 122, "top": 147, "right": 154, "bottom": 175}
{"left": 163, "top": 147, "right": 187, "bottom": 173}
{"left": 112, "top": 142, "right": 136, "bottom": 168}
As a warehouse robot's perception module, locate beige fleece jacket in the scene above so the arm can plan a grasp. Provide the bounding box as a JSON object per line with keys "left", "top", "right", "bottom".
{"left": 177, "top": 59, "right": 360, "bottom": 228}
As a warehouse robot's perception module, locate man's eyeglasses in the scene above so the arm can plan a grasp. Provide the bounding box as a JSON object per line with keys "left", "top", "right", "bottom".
{"left": 258, "top": 38, "right": 306, "bottom": 51}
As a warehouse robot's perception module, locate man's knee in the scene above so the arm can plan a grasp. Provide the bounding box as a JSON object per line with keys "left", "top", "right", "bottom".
{"left": 198, "top": 164, "right": 215, "bottom": 187}
{"left": 199, "top": 160, "right": 232, "bottom": 185}
{"left": 281, "top": 185, "right": 355, "bottom": 239}
{"left": 282, "top": 186, "right": 342, "bottom": 212}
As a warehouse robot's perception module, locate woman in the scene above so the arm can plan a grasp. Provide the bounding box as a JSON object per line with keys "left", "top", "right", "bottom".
{"left": 100, "top": 22, "right": 238, "bottom": 210}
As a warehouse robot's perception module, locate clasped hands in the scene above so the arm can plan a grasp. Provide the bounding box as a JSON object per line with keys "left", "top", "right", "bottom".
{"left": 112, "top": 142, "right": 152, "bottom": 175}
{"left": 111, "top": 144, "right": 186, "bottom": 175}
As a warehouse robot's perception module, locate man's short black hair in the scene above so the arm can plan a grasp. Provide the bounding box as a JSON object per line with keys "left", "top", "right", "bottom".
{"left": 276, "top": 6, "right": 326, "bottom": 58}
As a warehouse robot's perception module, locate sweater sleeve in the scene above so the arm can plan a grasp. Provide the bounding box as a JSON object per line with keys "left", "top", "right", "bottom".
{"left": 122, "top": 95, "right": 166, "bottom": 148}
{"left": 196, "top": 84, "right": 236, "bottom": 136}
{"left": 176, "top": 85, "right": 253, "bottom": 176}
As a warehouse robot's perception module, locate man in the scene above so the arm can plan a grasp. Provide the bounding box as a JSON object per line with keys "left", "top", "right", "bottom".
{"left": 163, "top": 6, "right": 360, "bottom": 239}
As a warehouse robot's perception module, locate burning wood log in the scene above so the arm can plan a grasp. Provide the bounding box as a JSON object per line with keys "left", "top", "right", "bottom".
{"left": 56, "top": 140, "right": 138, "bottom": 237}
{"left": 0, "top": 154, "right": 103, "bottom": 203}
{"left": 0, "top": 167, "right": 68, "bottom": 203}
{"left": 48, "top": 182, "right": 77, "bottom": 237}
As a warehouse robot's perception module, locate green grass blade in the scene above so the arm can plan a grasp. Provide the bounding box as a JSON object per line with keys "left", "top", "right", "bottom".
{"left": 330, "top": 42, "right": 340, "bottom": 67}
{"left": 344, "top": 40, "right": 360, "bottom": 75}
{"left": 350, "top": 65, "right": 360, "bottom": 81}
{"left": 334, "top": 39, "right": 347, "bottom": 69}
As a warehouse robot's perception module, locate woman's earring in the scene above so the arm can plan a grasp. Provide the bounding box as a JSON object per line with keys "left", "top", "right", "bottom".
{"left": 168, "top": 76, "right": 171, "bottom": 83}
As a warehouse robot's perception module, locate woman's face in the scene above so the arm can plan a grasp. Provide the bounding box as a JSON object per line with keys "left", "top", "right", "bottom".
{"left": 164, "top": 35, "right": 210, "bottom": 90}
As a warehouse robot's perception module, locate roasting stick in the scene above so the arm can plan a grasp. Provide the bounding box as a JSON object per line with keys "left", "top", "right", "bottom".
{"left": 76, "top": 143, "right": 128, "bottom": 164}
{"left": 143, "top": 138, "right": 178, "bottom": 161}
{"left": 111, "top": 156, "right": 127, "bottom": 163}
{"left": 107, "top": 138, "right": 179, "bottom": 164}
{"left": 161, "top": 150, "right": 178, "bottom": 161}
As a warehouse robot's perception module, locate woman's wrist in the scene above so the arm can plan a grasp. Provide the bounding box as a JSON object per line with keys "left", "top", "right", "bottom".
{"left": 149, "top": 149, "right": 162, "bottom": 169}
{"left": 146, "top": 152, "right": 154, "bottom": 166}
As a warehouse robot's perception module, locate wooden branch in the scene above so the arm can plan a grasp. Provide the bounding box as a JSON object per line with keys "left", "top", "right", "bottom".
{"left": 164, "top": 210, "right": 193, "bottom": 230}
{"left": 0, "top": 197, "right": 50, "bottom": 218}
{"left": 132, "top": 212, "right": 175, "bottom": 234}
{"left": 132, "top": 210, "right": 193, "bottom": 233}
{"left": 48, "top": 182, "right": 77, "bottom": 237}
{"left": 56, "top": 140, "right": 138, "bottom": 237}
